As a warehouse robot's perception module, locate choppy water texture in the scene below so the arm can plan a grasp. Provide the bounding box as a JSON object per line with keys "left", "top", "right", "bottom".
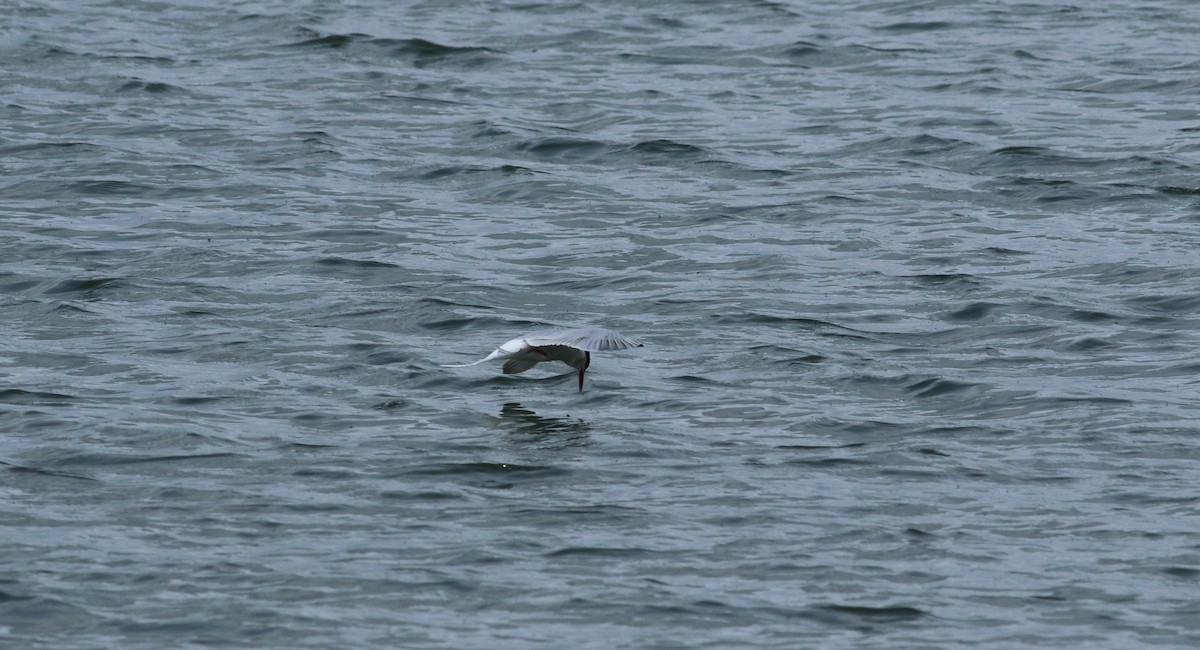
{"left": 3, "top": 0, "right": 1200, "bottom": 647}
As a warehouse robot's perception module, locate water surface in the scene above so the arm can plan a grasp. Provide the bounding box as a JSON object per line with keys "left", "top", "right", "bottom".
{"left": 3, "top": 1, "right": 1200, "bottom": 647}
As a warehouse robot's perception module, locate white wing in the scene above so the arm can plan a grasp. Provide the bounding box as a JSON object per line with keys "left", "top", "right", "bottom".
{"left": 522, "top": 327, "right": 644, "bottom": 352}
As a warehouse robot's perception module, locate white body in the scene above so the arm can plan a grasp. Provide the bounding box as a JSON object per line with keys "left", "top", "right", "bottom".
{"left": 444, "top": 327, "right": 643, "bottom": 392}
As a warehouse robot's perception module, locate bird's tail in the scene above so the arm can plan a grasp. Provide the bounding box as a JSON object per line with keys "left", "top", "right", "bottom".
{"left": 442, "top": 359, "right": 489, "bottom": 368}
{"left": 443, "top": 349, "right": 505, "bottom": 368}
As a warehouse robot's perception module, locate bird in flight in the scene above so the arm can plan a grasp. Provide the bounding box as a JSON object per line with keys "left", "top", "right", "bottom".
{"left": 444, "top": 327, "right": 644, "bottom": 392}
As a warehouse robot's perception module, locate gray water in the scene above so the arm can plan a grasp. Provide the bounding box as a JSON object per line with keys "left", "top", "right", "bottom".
{"left": 3, "top": 1, "right": 1200, "bottom": 648}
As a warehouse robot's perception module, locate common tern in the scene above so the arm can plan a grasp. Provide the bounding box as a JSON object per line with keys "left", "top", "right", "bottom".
{"left": 444, "top": 327, "right": 644, "bottom": 392}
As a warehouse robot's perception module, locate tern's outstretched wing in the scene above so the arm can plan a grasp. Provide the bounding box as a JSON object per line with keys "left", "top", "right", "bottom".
{"left": 501, "top": 357, "right": 540, "bottom": 374}
{"left": 523, "top": 327, "right": 644, "bottom": 352}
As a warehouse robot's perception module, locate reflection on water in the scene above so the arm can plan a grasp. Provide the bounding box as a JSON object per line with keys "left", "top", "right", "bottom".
{"left": 499, "top": 402, "right": 591, "bottom": 443}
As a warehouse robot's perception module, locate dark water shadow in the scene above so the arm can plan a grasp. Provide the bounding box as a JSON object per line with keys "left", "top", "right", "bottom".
{"left": 498, "top": 402, "right": 591, "bottom": 443}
